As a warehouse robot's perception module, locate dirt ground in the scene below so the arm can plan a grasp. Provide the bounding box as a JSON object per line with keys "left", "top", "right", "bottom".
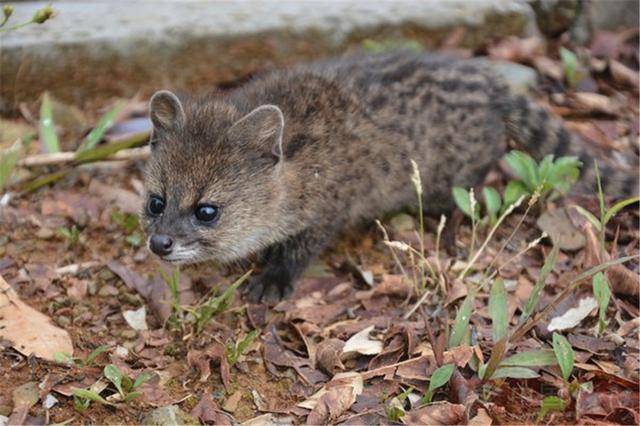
{"left": 0, "top": 26, "right": 639, "bottom": 425}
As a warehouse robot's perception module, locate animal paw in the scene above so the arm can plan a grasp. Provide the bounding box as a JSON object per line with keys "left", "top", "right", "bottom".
{"left": 243, "top": 271, "right": 293, "bottom": 303}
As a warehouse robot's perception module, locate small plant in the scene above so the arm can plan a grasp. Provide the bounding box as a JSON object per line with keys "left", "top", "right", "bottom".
{"left": 225, "top": 330, "right": 260, "bottom": 366}
{"left": 592, "top": 272, "right": 611, "bottom": 336}
{"left": 362, "top": 38, "right": 423, "bottom": 53}
{"left": 185, "top": 270, "right": 252, "bottom": 334}
{"left": 57, "top": 225, "right": 82, "bottom": 246}
{"left": 572, "top": 162, "right": 640, "bottom": 258}
{"left": 111, "top": 208, "right": 143, "bottom": 247}
{"left": 504, "top": 150, "right": 581, "bottom": 205}
{"left": 537, "top": 396, "right": 567, "bottom": 423}
{"left": 103, "top": 364, "right": 153, "bottom": 402}
{"left": 162, "top": 268, "right": 252, "bottom": 334}
{"left": 55, "top": 345, "right": 109, "bottom": 367}
{"left": 72, "top": 364, "right": 153, "bottom": 412}
{"left": 422, "top": 364, "right": 455, "bottom": 404}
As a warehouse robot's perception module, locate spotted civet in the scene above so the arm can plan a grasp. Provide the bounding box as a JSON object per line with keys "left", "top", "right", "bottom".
{"left": 142, "top": 52, "right": 637, "bottom": 302}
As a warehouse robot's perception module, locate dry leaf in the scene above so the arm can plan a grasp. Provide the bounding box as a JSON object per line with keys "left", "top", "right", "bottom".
{"left": 406, "top": 402, "right": 466, "bottom": 425}
{"left": 548, "top": 297, "right": 598, "bottom": 331}
{"left": 342, "top": 325, "right": 383, "bottom": 356}
{"left": 0, "top": 275, "right": 73, "bottom": 361}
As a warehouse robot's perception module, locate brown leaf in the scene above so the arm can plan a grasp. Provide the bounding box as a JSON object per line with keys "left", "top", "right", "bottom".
{"left": 300, "top": 372, "right": 363, "bottom": 424}
{"left": 88, "top": 180, "right": 142, "bottom": 214}
{"left": 316, "top": 338, "right": 345, "bottom": 375}
{"left": 468, "top": 408, "right": 493, "bottom": 426}
{"left": 24, "top": 263, "right": 55, "bottom": 291}
{"left": 187, "top": 343, "right": 231, "bottom": 390}
{"left": 610, "top": 60, "right": 640, "bottom": 88}
{"left": 0, "top": 275, "right": 73, "bottom": 361}
{"left": 571, "top": 92, "right": 619, "bottom": 116}
{"left": 536, "top": 208, "right": 586, "bottom": 251}
{"left": 191, "top": 392, "right": 232, "bottom": 425}
{"left": 286, "top": 303, "right": 344, "bottom": 326}
{"left": 406, "top": 402, "right": 466, "bottom": 425}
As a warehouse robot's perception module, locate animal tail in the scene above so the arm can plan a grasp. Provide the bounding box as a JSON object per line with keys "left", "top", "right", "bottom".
{"left": 503, "top": 94, "right": 638, "bottom": 198}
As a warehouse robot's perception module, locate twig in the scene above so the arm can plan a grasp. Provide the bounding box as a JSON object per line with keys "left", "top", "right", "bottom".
{"left": 18, "top": 146, "right": 150, "bottom": 167}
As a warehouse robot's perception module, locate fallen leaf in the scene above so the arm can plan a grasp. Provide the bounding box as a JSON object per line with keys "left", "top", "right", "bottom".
{"left": 122, "top": 306, "right": 148, "bottom": 331}
{"left": 191, "top": 393, "right": 232, "bottom": 425}
{"left": 571, "top": 92, "right": 618, "bottom": 116}
{"left": 222, "top": 391, "right": 243, "bottom": 413}
{"left": 88, "top": 180, "right": 141, "bottom": 214}
{"left": 469, "top": 408, "right": 493, "bottom": 426}
{"left": 342, "top": 325, "right": 383, "bottom": 356}
{"left": 316, "top": 338, "right": 345, "bottom": 375}
{"left": 536, "top": 208, "right": 586, "bottom": 251}
{"left": 187, "top": 343, "right": 231, "bottom": 390}
{"left": 609, "top": 60, "right": 640, "bottom": 88}
{"left": 548, "top": 297, "right": 598, "bottom": 331}
{"left": 0, "top": 275, "right": 73, "bottom": 361}
{"left": 406, "top": 402, "right": 466, "bottom": 425}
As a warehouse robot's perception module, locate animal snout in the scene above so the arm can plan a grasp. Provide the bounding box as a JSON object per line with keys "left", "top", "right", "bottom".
{"left": 149, "top": 234, "right": 174, "bottom": 256}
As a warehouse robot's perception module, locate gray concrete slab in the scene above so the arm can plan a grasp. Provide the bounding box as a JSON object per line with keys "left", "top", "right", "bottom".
{"left": 1, "top": 0, "right": 535, "bottom": 111}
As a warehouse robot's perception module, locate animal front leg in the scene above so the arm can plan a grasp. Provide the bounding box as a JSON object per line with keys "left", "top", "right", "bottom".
{"left": 244, "top": 228, "right": 330, "bottom": 303}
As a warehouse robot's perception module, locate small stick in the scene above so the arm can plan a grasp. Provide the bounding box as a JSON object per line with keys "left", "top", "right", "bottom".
{"left": 18, "top": 146, "right": 150, "bottom": 167}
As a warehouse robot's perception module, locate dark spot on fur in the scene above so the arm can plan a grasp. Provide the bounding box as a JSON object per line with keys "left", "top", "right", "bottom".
{"left": 285, "top": 134, "right": 314, "bottom": 158}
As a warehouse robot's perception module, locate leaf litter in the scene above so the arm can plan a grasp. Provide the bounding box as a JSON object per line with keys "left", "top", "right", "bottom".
{"left": 0, "top": 25, "right": 638, "bottom": 426}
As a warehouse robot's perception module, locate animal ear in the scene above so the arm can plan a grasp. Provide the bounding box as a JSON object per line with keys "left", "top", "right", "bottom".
{"left": 227, "top": 105, "right": 284, "bottom": 159}
{"left": 149, "top": 90, "right": 185, "bottom": 132}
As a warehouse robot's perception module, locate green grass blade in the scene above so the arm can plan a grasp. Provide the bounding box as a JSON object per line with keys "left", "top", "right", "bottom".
{"left": 77, "top": 100, "right": 127, "bottom": 152}
{"left": 501, "top": 349, "right": 557, "bottom": 367}
{"left": 603, "top": 196, "right": 640, "bottom": 226}
{"left": 448, "top": 292, "right": 474, "bottom": 348}
{"left": 0, "top": 140, "right": 21, "bottom": 191}
{"left": 39, "top": 92, "right": 60, "bottom": 153}
{"left": 71, "top": 388, "right": 111, "bottom": 406}
{"left": 489, "top": 278, "right": 508, "bottom": 342}
{"left": 519, "top": 244, "right": 559, "bottom": 324}
{"left": 571, "top": 205, "right": 601, "bottom": 232}
{"left": 537, "top": 396, "right": 567, "bottom": 422}
{"left": 74, "top": 131, "right": 149, "bottom": 163}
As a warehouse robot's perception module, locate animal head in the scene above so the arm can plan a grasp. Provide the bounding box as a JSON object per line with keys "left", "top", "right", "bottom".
{"left": 142, "top": 90, "right": 287, "bottom": 264}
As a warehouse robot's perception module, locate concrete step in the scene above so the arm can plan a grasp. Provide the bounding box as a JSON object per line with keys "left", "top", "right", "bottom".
{"left": 0, "top": 0, "right": 536, "bottom": 112}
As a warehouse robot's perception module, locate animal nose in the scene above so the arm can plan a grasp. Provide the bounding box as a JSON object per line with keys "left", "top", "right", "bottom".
{"left": 149, "top": 234, "right": 174, "bottom": 256}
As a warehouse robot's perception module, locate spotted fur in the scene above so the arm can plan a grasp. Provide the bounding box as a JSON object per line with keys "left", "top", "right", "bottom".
{"left": 143, "top": 52, "right": 638, "bottom": 302}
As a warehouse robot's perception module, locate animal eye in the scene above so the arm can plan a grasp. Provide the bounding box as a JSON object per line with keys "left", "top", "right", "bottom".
{"left": 147, "top": 195, "right": 165, "bottom": 217}
{"left": 195, "top": 204, "right": 219, "bottom": 223}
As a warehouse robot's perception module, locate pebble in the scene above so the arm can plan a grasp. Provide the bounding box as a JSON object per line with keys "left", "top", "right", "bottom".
{"left": 35, "top": 228, "right": 55, "bottom": 240}
{"left": 55, "top": 316, "right": 71, "bottom": 327}
{"left": 98, "top": 284, "right": 119, "bottom": 297}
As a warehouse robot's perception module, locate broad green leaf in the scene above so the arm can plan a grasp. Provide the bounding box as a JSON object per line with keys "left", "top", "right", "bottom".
{"left": 592, "top": 272, "right": 611, "bottom": 335}
{"left": 571, "top": 205, "right": 601, "bottom": 231}
{"left": 520, "top": 245, "right": 559, "bottom": 324}
{"left": 501, "top": 349, "right": 558, "bottom": 367}
{"left": 429, "top": 364, "right": 455, "bottom": 393}
{"left": 54, "top": 351, "right": 73, "bottom": 365}
{"left": 452, "top": 187, "right": 479, "bottom": 220}
{"left": 424, "top": 363, "right": 454, "bottom": 403}
{"left": 552, "top": 332, "right": 574, "bottom": 381}
{"left": 537, "top": 396, "right": 567, "bottom": 422}
{"left": 489, "top": 278, "right": 508, "bottom": 342}
{"left": 0, "top": 139, "right": 21, "bottom": 191}
{"left": 503, "top": 180, "right": 529, "bottom": 210}
{"left": 103, "top": 364, "right": 124, "bottom": 396}
{"left": 448, "top": 292, "right": 474, "bottom": 348}
{"left": 39, "top": 92, "right": 60, "bottom": 153}
{"left": 133, "top": 372, "right": 154, "bottom": 389}
{"left": 483, "top": 186, "right": 502, "bottom": 224}
{"left": 86, "top": 345, "right": 109, "bottom": 366}
{"left": 547, "top": 156, "right": 581, "bottom": 193}
{"left": 505, "top": 151, "right": 538, "bottom": 190}
{"left": 123, "top": 391, "right": 143, "bottom": 402}
{"left": 603, "top": 196, "right": 640, "bottom": 226}
{"left": 72, "top": 388, "right": 110, "bottom": 406}
{"left": 490, "top": 366, "right": 539, "bottom": 379}
{"left": 77, "top": 100, "right": 126, "bottom": 152}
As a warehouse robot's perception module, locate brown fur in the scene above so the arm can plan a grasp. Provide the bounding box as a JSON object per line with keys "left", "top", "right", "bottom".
{"left": 143, "top": 51, "right": 638, "bottom": 302}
